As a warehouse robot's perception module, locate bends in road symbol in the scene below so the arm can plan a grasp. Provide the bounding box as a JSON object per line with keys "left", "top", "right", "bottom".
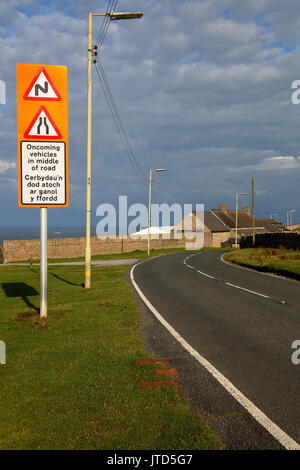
{"left": 24, "top": 105, "right": 62, "bottom": 139}
{"left": 23, "top": 67, "right": 62, "bottom": 101}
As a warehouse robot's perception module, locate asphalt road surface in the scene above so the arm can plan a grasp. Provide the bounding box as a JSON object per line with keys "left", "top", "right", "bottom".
{"left": 131, "top": 251, "right": 300, "bottom": 450}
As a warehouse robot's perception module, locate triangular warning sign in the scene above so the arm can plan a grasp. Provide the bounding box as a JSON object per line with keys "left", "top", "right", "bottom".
{"left": 23, "top": 67, "right": 62, "bottom": 101}
{"left": 24, "top": 106, "right": 62, "bottom": 139}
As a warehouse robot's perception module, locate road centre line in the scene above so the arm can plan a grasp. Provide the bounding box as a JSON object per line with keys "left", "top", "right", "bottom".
{"left": 130, "top": 259, "right": 300, "bottom": 450}
{"left": 197, "top": 269, "right": 215, "bottom": 279}
{"left": 225, "top": 282, "right": 270, "bottom": 298}
{"left": 183, "top": 253, "right": 273, "bottom": 300}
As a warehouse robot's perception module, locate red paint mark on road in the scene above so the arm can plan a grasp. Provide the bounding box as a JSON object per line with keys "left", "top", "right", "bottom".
{"left": 155, "top": 369, "right": 178, "bottom": 376}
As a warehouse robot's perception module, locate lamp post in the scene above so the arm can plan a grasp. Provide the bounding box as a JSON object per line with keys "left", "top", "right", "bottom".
{"left": 148, "top": 169, "right": 167, "bottom": 256}
{"left": 235, "top": 192, "right": 247, "bottom": 247}
{"left": 287, "top": 209, "right": 295, "bottom": 227}
{"left": 290, "top": 210, "right": 296, "bottom": 226}
{"left": 85, "top": 10, "right": 143, "bottom": 289}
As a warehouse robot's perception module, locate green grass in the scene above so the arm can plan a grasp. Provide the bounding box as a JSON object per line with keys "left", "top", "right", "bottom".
{"left": 0, "top": 264, "right": 221, "bottom": 450}
{"left": 224, "top": 248, "right": 300, "bottom": 280}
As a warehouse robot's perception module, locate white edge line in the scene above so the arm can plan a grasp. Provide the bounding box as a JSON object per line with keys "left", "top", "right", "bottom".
{"left": 130, "top": 259, "right": 300, "bottom": 451}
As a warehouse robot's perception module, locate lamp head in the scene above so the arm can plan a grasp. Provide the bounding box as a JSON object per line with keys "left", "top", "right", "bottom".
{"left": 109, "top": 12, "right": 143, "bottom": 20}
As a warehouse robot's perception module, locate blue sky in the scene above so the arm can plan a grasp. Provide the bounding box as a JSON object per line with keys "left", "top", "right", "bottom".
{"left": 1, "top": 0, "right": 300, "bottom": 227}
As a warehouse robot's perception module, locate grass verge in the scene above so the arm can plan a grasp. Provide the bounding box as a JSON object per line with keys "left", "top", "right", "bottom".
{"left": 224, "top": 248, "right": 300, "bottom": 280}
{"left": 0, "top": 263, "right": 221, "bottom": 450}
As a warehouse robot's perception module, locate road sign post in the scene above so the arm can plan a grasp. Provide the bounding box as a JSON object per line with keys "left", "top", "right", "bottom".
{"left": 16, "top": 64, "right": 68, "bottom": 318}
{"left": 40, "top": 207, "right": 48, "bottom": 318}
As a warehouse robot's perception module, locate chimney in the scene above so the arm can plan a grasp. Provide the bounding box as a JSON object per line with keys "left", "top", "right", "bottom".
{"left": 242, "top": 205, "right": 250, "bottom": 215}
{"left": 218, "top": 203, "right": 227, "bottom": 210}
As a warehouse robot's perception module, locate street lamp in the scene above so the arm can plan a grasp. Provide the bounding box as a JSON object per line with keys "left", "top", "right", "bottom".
{"left": 235, "top": 192, "right": 247, "bottom": 247}
{"left": 148, "top": 169, "right": 167, "bottom": 256}
{"left": 287, "top": 209, "right": 295, "bottom": 227}
{"left": 85, "top": 10, "right": 143, "bottom": 289}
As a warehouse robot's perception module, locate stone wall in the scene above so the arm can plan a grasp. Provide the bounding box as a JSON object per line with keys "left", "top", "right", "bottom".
{"left": 1, "top": 226, "right": 234, "bottom": 263}
{"left": 211, "top": 231, "right": 231, "bottom": 247}
{"left": 1, "top": 235, "right": 188, "bottom": 263}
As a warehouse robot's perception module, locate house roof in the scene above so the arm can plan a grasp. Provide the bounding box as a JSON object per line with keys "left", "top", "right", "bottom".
{"left": 255, "top": 219, "right": 287, "bottom": 233}
{"left": 204, "top": 210, "right": 229, "bottom": 232}
{"left": 212, "top": 209, "right": 255, "bottom": 229}
{"left": 192, "top": 210, "right": 287, "bottom": 234}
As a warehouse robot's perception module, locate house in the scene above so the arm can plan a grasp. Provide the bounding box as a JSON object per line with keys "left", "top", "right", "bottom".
{"left": 174, "top": 204, "right": 287, "bottom": 248}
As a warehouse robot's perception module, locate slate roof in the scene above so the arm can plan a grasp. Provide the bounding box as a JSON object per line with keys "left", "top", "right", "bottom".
{"left": 204, "top": 210, "right": 229, "bottom": 232}
{"left": 193, "top": 209, "right": 288, "bottom": 234}
{"left": 255, "top": 219, "right": 287, "bottom": 233}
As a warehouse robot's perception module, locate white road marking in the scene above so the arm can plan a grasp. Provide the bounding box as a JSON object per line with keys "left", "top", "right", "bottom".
{"left": 225, "top": 282, "right": 270, "bottom": 298}
{"left": 184, "top": 253, "right": 273, "bottom": 300}
{"left": 131, "top": 260, "right": 300, "bottom": 450}
{"left": 197, "top": 270, "right": 215, "bottom": 279}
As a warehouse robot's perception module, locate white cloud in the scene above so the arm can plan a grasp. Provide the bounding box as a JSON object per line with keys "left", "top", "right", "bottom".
{"left": 0, "top": 160, "right": 16, "bottom": 174}
{"left": 232, "top": 156, "right": 300, "bottom": 172}
{"left": 1, "top": 0, "right": 300, "bottom": 226}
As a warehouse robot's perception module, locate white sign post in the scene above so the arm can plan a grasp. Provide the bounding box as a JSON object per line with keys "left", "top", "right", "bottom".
{"left": 40, "top": 208, "right": 48, "bottom": 318}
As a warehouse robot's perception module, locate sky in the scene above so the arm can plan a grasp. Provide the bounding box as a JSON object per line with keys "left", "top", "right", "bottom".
{"left": 1, "top": 0, "right": 300, "bottom": 228}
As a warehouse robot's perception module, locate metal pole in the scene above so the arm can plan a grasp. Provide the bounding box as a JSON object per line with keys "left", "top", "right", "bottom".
{"left": 85, "top": 12, "right": 93, "bottom": 289}
{"left": 252, "top": 177, "right": 255, "bottom": 247}
{"left": 148, "top": 169, "right": 152, "bottom": 256}
{"left": 40, "top": 208, "right": 48, "bottom": 318}
{"left": 235, "top": 193, "right": 238, "bottom": 247}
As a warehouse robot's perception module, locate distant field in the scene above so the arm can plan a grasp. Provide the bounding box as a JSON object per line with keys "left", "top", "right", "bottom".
{"left": 224, "top": 248, "right": 300, "bottom": 280}
{"left": 0, "top": 263, "right": 220, "bottom": 450}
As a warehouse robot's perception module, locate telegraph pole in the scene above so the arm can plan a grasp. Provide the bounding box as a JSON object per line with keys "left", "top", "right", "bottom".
{"left": 148, "top": 169, "right": 153, "bottom": 256}
{"left": 252, "top": 177, "right": 255, "bottom": 247}
{"left": 84, "top": 11, "right": 143, "bottom": 288}
{"left": 85, "top": 12, "right": 93, "bottom": 289}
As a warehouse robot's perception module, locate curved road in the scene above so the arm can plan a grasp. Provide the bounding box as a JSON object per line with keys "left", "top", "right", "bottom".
{"left": 131, "top": 251, "right": 300, "bottom": 450}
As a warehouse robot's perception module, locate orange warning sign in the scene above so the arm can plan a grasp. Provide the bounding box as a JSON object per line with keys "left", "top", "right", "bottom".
{"left": 16, "top": 63, "right": 68, "bottom": 207}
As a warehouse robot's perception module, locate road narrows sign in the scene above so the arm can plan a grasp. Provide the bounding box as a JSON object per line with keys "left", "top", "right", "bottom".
{"left": 24, "top": 106, "right": 62, "bottom": 139}
{"left": 16, "top": 63, "right": 68, "bottom": 207}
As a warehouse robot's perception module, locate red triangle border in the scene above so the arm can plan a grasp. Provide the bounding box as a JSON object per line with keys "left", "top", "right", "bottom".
{"left": 24, "top": 105, "right": 62, "bottom": 139}
{"left": 23, "top": 67, "right": 62, "bottom": 101}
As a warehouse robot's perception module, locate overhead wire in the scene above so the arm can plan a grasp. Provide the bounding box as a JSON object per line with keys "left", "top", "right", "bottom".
{"left": 92, "top": 1, "right": 182, "bottom": 198}
{"left": 96, "top": 0, "right": 119, "bottom": 49}
{"left": 95, "top": 0, "right": 113, "bottom": 46}
{"left": 94, "top": 60, "right": 147, "bottom": 186}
